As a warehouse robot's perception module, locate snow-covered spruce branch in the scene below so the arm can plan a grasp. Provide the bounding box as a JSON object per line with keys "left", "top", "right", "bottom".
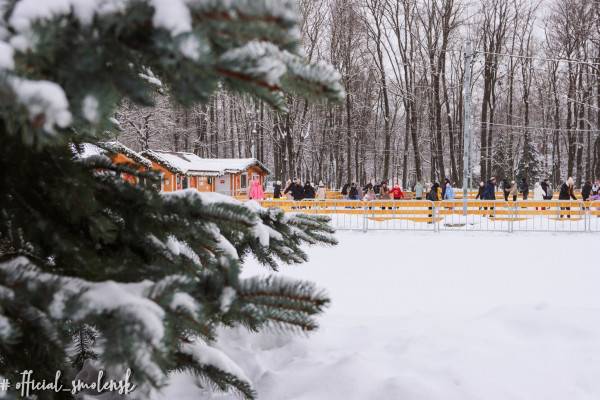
{"left": 175, "top": 337, "right": 256, "bottom": 399}
{"left": 0, "top": 182, "right": 336, "bottom": 398}
{"left": 0, "top": 0, "right": 344, "bottom": 140}
{"left": 236, "top": 275, "right": 330, "bottom": 332}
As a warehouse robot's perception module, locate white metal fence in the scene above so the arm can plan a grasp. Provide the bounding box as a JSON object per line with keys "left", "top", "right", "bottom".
{"left": 259, "top": 200, "right": 600, "bottom": 233}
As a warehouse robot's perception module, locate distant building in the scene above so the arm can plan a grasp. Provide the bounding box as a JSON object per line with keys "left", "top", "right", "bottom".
{"left": 141, "top": 150, "right": 270, "bottom": 196}
{"left": 74, "top": 141, "right": 152, "bottom": 185}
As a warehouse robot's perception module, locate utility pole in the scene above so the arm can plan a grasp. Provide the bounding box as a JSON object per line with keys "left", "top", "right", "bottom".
{"left": 251, "top": 131, "right": 256, "bottom": 159}
{"left": 462, "top": 40, "right": 473, "bottom": 215}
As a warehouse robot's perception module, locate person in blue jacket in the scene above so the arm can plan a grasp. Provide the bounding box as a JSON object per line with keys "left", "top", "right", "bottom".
{"left": 444, "top": 181, "right": 455, "bottom": 200}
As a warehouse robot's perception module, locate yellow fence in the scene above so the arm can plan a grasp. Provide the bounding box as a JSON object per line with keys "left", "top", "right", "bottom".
{"left": 258, "top": 199, "right": 600, "bottom": 233}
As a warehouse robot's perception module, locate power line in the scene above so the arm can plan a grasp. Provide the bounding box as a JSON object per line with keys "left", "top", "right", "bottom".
{"left": 479, "top": 121, "right": 600, "bottom": 133}
{"left": 474, "top": 50, "right": 600, "bottom": 69}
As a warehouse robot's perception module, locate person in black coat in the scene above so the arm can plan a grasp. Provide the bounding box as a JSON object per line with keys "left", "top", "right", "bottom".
{"left": 426, "top": 182, "right": 440, "bottom": 218}
{"left": 348, "top": 183, "right": 359, "bottom": 200}
{"left": 427, "top": 182, "right": 440, "bottom": 201}
{"left": 291, "top": 181, "right": 304, "bottom": 200}
{"left": 559, "top": 177, "right": 577, "bottom": 200}
{"left": 502, "top": 179, "right": 511, "bottom": 201}
{"left": 520, "top": 178, "right": 529, "bottom": 200}
{"left": 303, "top": 181, "right": 316, "bottom": 199}
{"left": 482, "top": 177, "right": 497, "bottom": 200}
{"left": 373, "top": 182, "right": 381, "bottom": 195}
{"left": 285, "top": 178, "right": 305, "bottom": 200}
{"left": 559, "top": 177, "right": 577, "bottom": 218}
{"left": 475, "top": 181, "right": 484, "bottom": 200}
{"left": 341, "top": 182, "right": 350, "bottom": 196}
{"left": 481, "top": 177, "right": 497, "bottom": 217}
{"left": 273, "top": 180, "right": 282, "bottom": 199}
{"left": 541, "top": 179, "right": 550, "bottom": 200}
{"left": 582, "top": 181, "right": 592, "bottom": 201}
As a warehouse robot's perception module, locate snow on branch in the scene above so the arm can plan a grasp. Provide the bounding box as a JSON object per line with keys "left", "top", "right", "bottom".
{"left": 8, "top": 77, "right": 72, "bottom": 133}
{"left": 178, "top": 336, "right": 255, "bottom": 398}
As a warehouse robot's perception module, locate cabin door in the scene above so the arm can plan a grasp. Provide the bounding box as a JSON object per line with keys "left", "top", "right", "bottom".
{"left": 215, "top": 175, "right": 231, "bottom": 195}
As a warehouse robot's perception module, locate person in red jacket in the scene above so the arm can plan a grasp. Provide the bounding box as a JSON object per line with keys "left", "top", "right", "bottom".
{"left": 391, "top": 184, "right": 405, "bottom": 200}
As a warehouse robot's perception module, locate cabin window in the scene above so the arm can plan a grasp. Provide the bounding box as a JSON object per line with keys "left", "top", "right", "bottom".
{"left": 240, "top": 173, "right": 248, "bottom": 189}
{"left": 207, "top": 177, "right": 213, "bottom": 185}
{"left": 182, "top": 176, "right": 188, "bottom": 189}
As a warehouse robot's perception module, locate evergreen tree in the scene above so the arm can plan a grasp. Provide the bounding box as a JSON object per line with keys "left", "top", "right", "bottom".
{"left": 491, "top": 132, "right": 513, "bottom": 182}
{"left": 0, "top": 1, "right": 343, "bottom": 398}
{"left": 516, "top": 133, "right": 542, "bottom": 185}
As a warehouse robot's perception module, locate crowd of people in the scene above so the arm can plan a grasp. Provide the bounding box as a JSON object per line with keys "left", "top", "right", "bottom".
{"left": 262, "top": 176, "right": 600, "bottom": 203}
{"left": 268, "top": 178, "right": 458, "bottom": 202}
{"left": 474, "top": 177, "right": 600, "bottom": 202}
{"left": 269, "top": 179, "right": 327, "bottom": 200}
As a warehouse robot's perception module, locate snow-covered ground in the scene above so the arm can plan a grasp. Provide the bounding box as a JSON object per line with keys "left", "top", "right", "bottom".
{"left": 160, "top": 231, "right": 600, "bottom": 400}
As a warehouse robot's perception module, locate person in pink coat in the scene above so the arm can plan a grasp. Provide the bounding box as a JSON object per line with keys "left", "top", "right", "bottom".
{"left": 249, "top": 178, "right": 265, "bottom": 200}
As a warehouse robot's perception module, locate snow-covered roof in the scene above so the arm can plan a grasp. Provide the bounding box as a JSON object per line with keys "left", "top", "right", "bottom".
{"left": 142, "top": 150, "right": 270, "bottom": 176}
{"left": 74, "top": 141, "right": 152, "bottom": 168}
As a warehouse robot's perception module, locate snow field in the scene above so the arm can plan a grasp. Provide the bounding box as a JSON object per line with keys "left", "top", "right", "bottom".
{"left": 160, "top": 231, "right": 600, "bottom": 400}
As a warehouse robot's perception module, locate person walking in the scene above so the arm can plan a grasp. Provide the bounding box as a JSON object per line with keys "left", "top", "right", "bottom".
{"left": 283, "top": 179, "right": 293, "bottom": 200}
{"left": 533, "top": 182, "right": 545, "bottom": 200}
{"left": 482, "top": 177, "right": 497, "bottom": 216}
{"left": 427, "top": 182, "right": 440, "bottom": 201}
{"left": 559, "top": 177, "right": 577, "bottom": 200}
{"left": 533, "top": 182, "right": 545, "bottom": 210}
{"left": 582, "top": 180, "right": 592, "bottom": 201}
{"left": 426, "top": 182, "right": 440, "bottom": 218}
{"left": 341, "top": 182, "right": 350, "bottom": 198}
{"left": 541, "top": 179, "right": 551, "bottom": 200}
{"left": 363, "top": 187, "right": 376, "bottom": 201}
{"left": 285, "top": 178, "right": 304, "bottom": 201}
{"left": 502, "top": 179, "right": 511, "bottom": 201}
{"left": 249, "top": 178, "right": 265, "bottom": 200}
{"left": 391, "top": 184, "right": 405, "bottom": 200}
{"left": 482, "top": 177, "right": 497, "bottom": 200}
{"left": 414, "top": 181, "right": 424, "bottom": 200}
{"left": 442, "top": 179, "right": 450, "bottom": 199}
{"left": 273, "top": 180, "right": 282, "bottom": 199}
{"left": 592, "top": 180, "right": 600, "bottom": 196}
{"left": 509, "top": 181, "right": 518, "bottom": 202}
{"left": 559, "top": 177, "right": 577, "bottom": 218}
{"left": 520, "top": 178, "right": 529, "bottom": 200}
{"left": 316, "top": 180, "right": 326, "bottom": 200}
{"left": 379, "top": 182, "right": 391, "bottom": 200}
{"left": 373, "top": 180, "right": 381, "bottom": 196}
{"left": 303, "top": 181, "right": 316, "bottom": 199}
{"left": 444, "top": 181, "right": 455, "bottom": 200}
{"left": 475, "top": 181, "right": 485, "bottom": 200}
{"left": 348, "top": 182, "right": 360, "bottom": 200}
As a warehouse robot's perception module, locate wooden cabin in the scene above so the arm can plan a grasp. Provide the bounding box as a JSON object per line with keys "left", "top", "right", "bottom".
{"left": 75, "top": 142, "right": 152, "bottom": 184}
{"left": 141, "top": 150, "right": 270, "bottom": 195}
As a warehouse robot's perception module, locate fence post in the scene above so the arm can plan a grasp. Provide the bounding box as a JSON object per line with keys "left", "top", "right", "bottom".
{"left": 509, "top": 201, "right": 517, "bottom": 233}
{"left": 432, "top": 201, "right": 439, "bottom": 232}
{"left": 362, "top": 203, "right": 368, "bottom": 233}
{"left": 585, "top": 201, "right": 590, "bottom": 232}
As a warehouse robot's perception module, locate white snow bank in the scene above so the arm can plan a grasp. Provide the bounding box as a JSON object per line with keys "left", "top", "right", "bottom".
{"left": 157, "top": 231, "right": 600, "bottom": 400}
